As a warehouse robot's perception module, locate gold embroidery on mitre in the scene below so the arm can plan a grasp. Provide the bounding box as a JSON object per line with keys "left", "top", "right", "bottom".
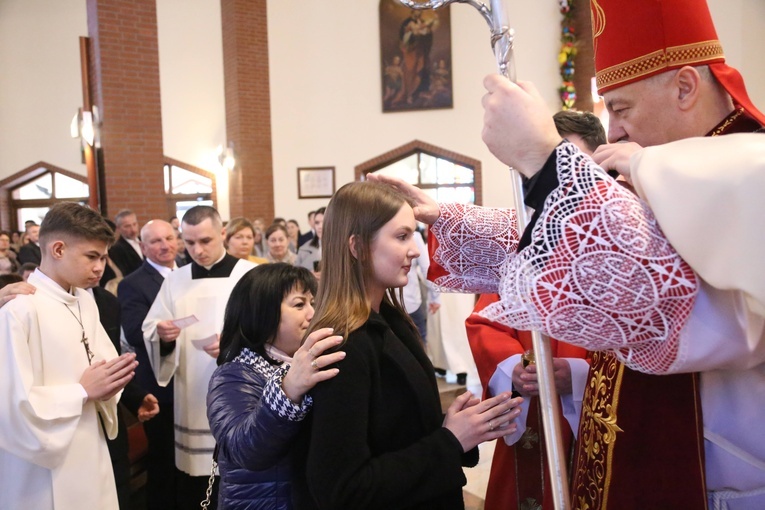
{"left": 573, "top": 351, "right": 625, "bottom": 510}
{"left": 596, "top": 40, "right": 724, "bottom": 91}
{"left": 590, "top": 0, "right": 606, "bottom": 54}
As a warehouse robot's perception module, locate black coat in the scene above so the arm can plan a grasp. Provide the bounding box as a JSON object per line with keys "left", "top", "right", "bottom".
{"left": 92, "top": 286, "right": 148, "bottom": 510}
{"left": 304, "top": 302, "right": 477, "bottom": 510}
{"left": 117, "top": 260, "right": 174, "bottom": 403}
{"left": 109, "top": 236, "right": 143, "bottom": 277}
{"left": 297, "top": 231, "right": 314, "bottom": 249}
{"left": 17, "top": 242, "right": 41, "bottom": 265}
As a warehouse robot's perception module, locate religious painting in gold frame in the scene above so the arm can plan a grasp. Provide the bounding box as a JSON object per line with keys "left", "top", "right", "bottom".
{"left": 379, "top": 0, "right": 453, "bottom": 113}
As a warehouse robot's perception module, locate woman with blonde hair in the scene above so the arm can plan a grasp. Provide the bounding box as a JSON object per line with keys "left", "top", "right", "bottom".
{"left": 225, "top": 217, "right": 268, "bottom": 264}
{"left": 302, "top": 181, "right": 522, "bottom": 509}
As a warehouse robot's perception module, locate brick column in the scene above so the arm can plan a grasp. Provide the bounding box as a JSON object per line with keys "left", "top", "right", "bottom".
{"left": 221, "top": 0, "right": 274, "bottom": 221}
{"left": 573, "top": 0, "right": 596, "bottom": 112}
{"left": 87, "top": 0, "right": 167, "bottom": 221}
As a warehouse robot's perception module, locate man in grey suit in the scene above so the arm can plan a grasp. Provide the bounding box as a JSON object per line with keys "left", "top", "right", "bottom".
{"left": 118, "top": 220, "right": 178, "bottom": 510}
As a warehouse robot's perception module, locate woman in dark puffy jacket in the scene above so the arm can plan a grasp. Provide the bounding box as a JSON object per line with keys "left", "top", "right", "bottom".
{"left": 207, "top": 263, "right": 345, "bottom": 510}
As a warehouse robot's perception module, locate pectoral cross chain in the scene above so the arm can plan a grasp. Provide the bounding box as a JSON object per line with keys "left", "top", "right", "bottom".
{"left": 81, "top": 331, "right": 95, "bottom": 364}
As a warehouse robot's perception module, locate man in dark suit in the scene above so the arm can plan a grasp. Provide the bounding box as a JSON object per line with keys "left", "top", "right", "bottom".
{"left": 297, "top": 210, "right": 315, "bottom": 248}
{"left": 17, "top": 223, "right": 41, "bottom": 265}
{"left": 118, "top": 219, "right": 179, "bottom": 510}
{"left": 109, "top": 210, "right": 143, "bottom": 277}
{"left": 91, "top": 283, "right": 159, "bottom": 510}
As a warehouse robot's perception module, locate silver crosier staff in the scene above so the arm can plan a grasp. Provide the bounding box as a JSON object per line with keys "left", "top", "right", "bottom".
{"left": 397, "top": 1, "right": 571, "bottom": 508}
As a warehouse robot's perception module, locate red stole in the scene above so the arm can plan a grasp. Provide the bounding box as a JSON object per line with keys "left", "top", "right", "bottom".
{"left": 570, "top": 352, "right": 707, "bottom": 509}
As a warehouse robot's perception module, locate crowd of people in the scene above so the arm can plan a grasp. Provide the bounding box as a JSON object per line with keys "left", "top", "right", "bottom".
{"left": 1, "top": 0, "right": 763, "bottom": 509}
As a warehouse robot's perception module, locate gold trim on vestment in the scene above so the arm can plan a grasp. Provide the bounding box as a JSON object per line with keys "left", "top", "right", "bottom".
{"left": 596, "top": 40, "right": 724, "bottom": 91}
{"left": 573, "top": 352, "right": 625, "bottom": 510}
{"left": 709, "top": 108, "right": 744, "bottom": 137}
{"left": 601, "top": 359, "right": 624, "bottom": 509}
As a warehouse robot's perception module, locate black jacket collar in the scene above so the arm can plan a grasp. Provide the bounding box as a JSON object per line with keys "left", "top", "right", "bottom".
{"left": 191, "top": 253, "right": 239, "bottom": 280}
{"left": 367, "top": 302, "right": 442, "bottom": 428}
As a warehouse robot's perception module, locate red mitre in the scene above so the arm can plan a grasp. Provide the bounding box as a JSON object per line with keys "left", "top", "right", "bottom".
{"left": 590, "top": 0, "right": 765, "bottom": 123}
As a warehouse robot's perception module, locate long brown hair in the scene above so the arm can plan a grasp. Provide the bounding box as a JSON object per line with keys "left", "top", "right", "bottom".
{"left": 306, "top": 181, "right": 413, "bottom": 340}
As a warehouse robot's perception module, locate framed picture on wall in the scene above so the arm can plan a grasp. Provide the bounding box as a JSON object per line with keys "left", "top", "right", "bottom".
{"left": 297, "top": 167, "right": 335, "bottom": 199}
{"left": 379, "top": 0, "right": 453, "bottom": 113}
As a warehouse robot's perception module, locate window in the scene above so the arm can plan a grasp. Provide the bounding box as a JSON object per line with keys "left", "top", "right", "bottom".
{"left": 356, "top": 141, "right": 481, "bottom": 206}
{"left": 3, "top": 165, "right": 89, "bottom": 231}
{"left": 163, "top": 158, "right": 216, "bottom": 221}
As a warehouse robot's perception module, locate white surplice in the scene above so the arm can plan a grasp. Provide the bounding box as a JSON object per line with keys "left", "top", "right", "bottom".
{"left": 0, "top": 269, "right": 119, "bottom": 510}
{"left": 630, "top": 133, "right": 765, "bottom": 509}
{"left": 631, "top": 133, "right": 765, "bottom": 318}
{"left": 142, "top": 258, "right": 255, "bottom": 476}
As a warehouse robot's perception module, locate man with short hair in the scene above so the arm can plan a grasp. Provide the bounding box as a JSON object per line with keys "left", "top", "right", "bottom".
{"left": 143, "top": 206, "right": 256, "bottom": 508}
{"left": 298, "top": 210, "right": 316, "bottom": 247}
{"left": 109, "top": 209, "right": 143, "bottom": 277}
{"left": 0, "top": 202, "right": 137, "bottom": 509}
{"left": 552, "top": 110, "right": 605, "bottom": 155}
{"left": 17, "top": 223, "right": 41, "bottom": 265}
{"left": 119, "top": 219, "right": 179, "bottom": 510}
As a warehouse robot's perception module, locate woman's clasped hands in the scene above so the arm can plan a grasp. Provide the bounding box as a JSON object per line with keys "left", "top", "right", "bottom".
{"left": 443, "top": 390, "right": 523, "bottom": 452}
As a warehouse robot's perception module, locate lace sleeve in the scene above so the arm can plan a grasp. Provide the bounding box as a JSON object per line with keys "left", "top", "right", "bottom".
{"left": 480, "top": 143, "right": 698, "bottom": 373}
{"left": 427, "top": 202, "right": 520, "bottom": 294}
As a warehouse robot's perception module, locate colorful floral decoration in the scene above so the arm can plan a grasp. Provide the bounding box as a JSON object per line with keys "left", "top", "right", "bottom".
{"left": 558, "top": 0, "right": 577, "bottom": 109}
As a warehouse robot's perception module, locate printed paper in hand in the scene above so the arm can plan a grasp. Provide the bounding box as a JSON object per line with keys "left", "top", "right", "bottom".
{"left": 172, "top": 315, "right": 199, "bottom": 329}
{"left": 191, "top": 334, "right": 218, "bottom": 351}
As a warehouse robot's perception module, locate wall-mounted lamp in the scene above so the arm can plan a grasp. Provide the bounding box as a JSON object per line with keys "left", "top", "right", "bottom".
{"left": 218, "top": 142, "right": 236, "bottom": 171}
{"left": 70, "top": 106, "right": 100, "bottom": 147}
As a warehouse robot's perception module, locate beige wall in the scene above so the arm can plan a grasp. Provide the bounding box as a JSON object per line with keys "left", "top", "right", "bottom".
{"left": 1, "top": 0, "right": 763, "bottom": 222}
{"left": 156, "top": 0, "right": 229, "bottom": 218}
{"left": 267, "top": 1, "right": 559, "bottom": 221}
{"left": 0, "top": 0, "right": 87, "bottom": 178}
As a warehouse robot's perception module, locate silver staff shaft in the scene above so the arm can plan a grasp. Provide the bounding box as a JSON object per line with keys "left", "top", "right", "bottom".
{"left": 509, "top": 171, "right": 571, "bottom": 510}
{"left": 398, "top": 1, "right": 570, "bottom": 508}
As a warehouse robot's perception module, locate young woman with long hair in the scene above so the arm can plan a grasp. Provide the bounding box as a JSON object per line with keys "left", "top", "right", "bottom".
{"left": 302, "top": 182, "right": 522, "bottom": 509}
{"left": 206, "top": 263, "right": 344, "bottom": 509}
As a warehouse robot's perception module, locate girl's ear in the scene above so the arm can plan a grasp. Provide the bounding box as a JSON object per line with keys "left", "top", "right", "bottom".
{"left": 348, "top": 235, "right": 358, "bottom": 259}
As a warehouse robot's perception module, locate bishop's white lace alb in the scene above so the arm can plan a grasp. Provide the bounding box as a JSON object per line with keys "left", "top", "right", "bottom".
{"left": 429, "top": 143, "right": 698, "bottom": 373}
